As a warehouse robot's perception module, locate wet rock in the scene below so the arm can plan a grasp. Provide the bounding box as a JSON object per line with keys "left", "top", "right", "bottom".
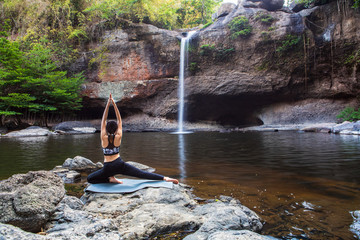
{"left": 53, "top": 121, "right": 96, "bottom": 134}
{"left": 331, "top": 121, "right": 356, "bottom": 133}
{"left": 184, "top": 196, "right": 262, "bottom": 239}
{"left": 62, "top": 156, "right": 103, "bottom": 172}
{"left": 207, "top": 230, "right": 277, "bottom": 240}
{"left": 0, "top": 171, "right": 65, "bottom": 232}
{"left": 52, "top": 166, "right": 81, "bottom": 183}
{"left": 4, "top": 126, "right": 54, "bottom": 137}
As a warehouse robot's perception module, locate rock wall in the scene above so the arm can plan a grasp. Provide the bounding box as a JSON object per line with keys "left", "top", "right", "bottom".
{"left": 76, "top": 1, "right": 360, "bottom": 127}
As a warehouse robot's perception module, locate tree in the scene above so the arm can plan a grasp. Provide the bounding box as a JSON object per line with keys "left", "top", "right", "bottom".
{"left": 0, "top": 32, "right": 84, "bottom": 126}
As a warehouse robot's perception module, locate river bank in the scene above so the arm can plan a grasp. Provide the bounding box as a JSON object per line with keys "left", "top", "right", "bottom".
{"left": 1, "top": 117, "right": 360, "bottom": 137}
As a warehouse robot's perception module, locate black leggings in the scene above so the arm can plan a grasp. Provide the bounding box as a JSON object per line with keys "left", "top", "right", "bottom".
{"left": 87, "top": 157, "right": 164, "bottom": 184}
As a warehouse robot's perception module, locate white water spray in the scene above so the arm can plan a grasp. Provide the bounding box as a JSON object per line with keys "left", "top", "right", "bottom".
{"left": 177, "top": 31, "right": 196, "bottom": 134}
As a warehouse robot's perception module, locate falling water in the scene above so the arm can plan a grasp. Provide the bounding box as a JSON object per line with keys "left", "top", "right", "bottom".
{"left": 177, "top": 31, "right": 196, "bottom": 134}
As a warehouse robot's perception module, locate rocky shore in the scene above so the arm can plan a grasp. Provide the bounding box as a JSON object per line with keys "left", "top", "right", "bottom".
{"left": 0, "top": 157, "right": 276, "bottom": 240}
{"left": 1, "top": 119, "right": 360, "bottom": 137}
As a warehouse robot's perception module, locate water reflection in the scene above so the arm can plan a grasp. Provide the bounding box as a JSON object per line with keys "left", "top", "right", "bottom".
{"left": 178, "top": 134, "right": 187, "bottom": 180}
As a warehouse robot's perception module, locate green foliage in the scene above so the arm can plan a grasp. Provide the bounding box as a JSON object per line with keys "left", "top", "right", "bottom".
{"left": 189, "top": 62, "right": 199, "bottom": 73}
{"left": 202, "top": 21, "right": 213, "bottom": 29}
{"left": 337, "top": 107, "right": 360, "bottom": 122}
{"left": 291, "top": 0, "right": 315, "bottom": 7}
{"left": 276, "top": 34, "right": 301, "bottom": 53}
{"left": 200, "top": 44, "right": 216, "bottom": 56}
{"left": 344, "top": 49, "right": 360, "bottom": 65}
{"left": 254, "top": 12, "right": 275, "bottom": 25}
{"left": 353, "top": 0, "right": 360, "bottom": 8}
{"left": 215, "top": 47, "right": 235, "bottom": 61}
{"left": 200, "top": 44, "right": 235, "bottom": 62}
{"left": 228, "top": 16, "right": 253, "bottom": 39}
{"left": 0, "top": 32, "right": 84, "bottom": 125}
{"left": 176, "top": 0, "right": 221, "bottom": 28}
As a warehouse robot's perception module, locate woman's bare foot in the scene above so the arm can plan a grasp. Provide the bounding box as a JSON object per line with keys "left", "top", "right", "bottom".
{"left": 164, "top": 177, "right": 179, "bottom": 184}
{"left": 109, "top": 176, "right": 123, "bottom": 184}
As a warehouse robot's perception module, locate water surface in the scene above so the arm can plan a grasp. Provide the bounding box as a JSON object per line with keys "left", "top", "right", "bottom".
{"left": 0, "top": 131, "right": 359, "bottom": 239}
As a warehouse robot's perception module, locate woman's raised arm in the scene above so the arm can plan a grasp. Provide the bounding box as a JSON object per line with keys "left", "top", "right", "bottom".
{"left": 110, "top": 94, "right": 122, "bottom": 134}
{"left": 101, "top": 96, "right": 111, "bottom": 137}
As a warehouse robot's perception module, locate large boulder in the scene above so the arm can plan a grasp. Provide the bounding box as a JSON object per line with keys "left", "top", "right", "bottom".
{"left": 4, "top": 126, "right": 54, "bottom": 137}
{"left": 259, "top": 0, "right": 284, "bottom": 11}
{"left": 80, "top": 186, "right": 263, "bottom": 239}
{"left": 62, "top": 156, "right": 103, "bottom": 172}
{"left": 213, "top": 2, "right": 237, "bottom": 20}
{"left": 53, "top": 121, "right": 97, "bottom": 134}
{"left": 0, "top": 171, "right": 65, "bottom": 232}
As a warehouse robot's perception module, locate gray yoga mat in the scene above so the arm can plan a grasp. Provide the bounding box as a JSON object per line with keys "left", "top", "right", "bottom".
{"left": 85, "top": 178, "right": 173, "bottom": 193}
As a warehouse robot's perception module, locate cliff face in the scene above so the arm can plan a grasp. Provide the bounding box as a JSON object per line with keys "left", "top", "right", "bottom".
{"left": 77, "top": 1, "right": 360, "bottom": 127}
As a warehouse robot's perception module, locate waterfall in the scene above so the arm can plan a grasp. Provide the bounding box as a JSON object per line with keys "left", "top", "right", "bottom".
{"left": 177, "top": 31, "right": 196, "bottom": 134}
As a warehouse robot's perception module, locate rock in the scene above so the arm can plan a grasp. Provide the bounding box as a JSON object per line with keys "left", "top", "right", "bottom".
{"left": 353, "top": 121, "right": 360, "bottom": 131}
{"left": 214, "top": 3, "right": 237, "bottom": 20}
{"left": 81, "top": 186, "right": 263, "bottom": 239}
{"left": 331, "top": 121, "right": 355, "bottom": 133}
{"left": 62, "top": 156, "right": 102, "bottom": 172}
{"left": 259, "top": 0, "right": 284, "bottom": 11}
{"left": 184, "top": 196, "right": 262, "bottom": 240}
{"left": 0, "top": 223, "right": 46, "bottom": 240}
{"left": 300, "top": 123, "right": 336, "bottom": 132}
{"left": 0, "top": 171, "right": 65, "bottom": 232}
{"left": 45, "top": 196, "right": 121, "bottom": 239}
{"left": 289, "top": 1, "right": 306, "bottom": 12}
{"left": 0, "top": 127, "right": 8, "bottom": 135}
{"left": 126, "top": 161, "right": 155, "bottom": 173}
{"left": 350, "top": 210, "right": 360, "bottom": 239}
{"left": 4, "top": 126, "right": 54, "bottom": 137}
{"left": 53, "top": 121, "right": 96, "bottom": 134}
{"left": 52, "top": 166, "right": 81, "bottom": 183}
{"left": 207, "top": 230, "right": 278, "bottom": 240}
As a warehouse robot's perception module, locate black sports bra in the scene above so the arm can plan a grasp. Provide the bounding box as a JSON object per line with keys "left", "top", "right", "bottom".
{"left": 103, "top": 135, "right": 120, "bottom": 156}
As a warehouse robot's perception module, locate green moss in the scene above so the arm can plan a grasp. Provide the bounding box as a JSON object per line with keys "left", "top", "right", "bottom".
{"left": 200, "top": 44, "right": 216, "bottom": 56}
{"left": 228, "top": 16, "right": 252, "bottom": 39}
{"left": 255, "top": 12, "right": 276, "bottom": 25}
{"left": 276, "top": 34, "right": 301, "bottom": 53}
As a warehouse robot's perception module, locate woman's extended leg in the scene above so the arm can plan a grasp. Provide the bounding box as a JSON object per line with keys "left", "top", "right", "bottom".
{"left": 87, "top": 168, "right": 110, "bottom": 184}
{"left": 121, "top": 161, "right": 164, "bottom": 180}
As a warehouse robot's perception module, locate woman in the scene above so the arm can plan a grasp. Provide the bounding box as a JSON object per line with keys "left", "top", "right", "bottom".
{"left": 87, "top": 93, "right": 179, "bottom": 184}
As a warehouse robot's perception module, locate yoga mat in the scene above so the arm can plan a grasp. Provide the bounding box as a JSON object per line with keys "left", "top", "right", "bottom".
{"left": 85, "top": 178, "right": 173, "bottom": 193}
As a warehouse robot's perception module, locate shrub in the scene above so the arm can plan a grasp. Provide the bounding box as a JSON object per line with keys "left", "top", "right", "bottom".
{"left": 228, "top": 16, "right": 252, "bottom": 39}
{"left": 276, "top": 34, "right": 301, "bottom": 53}
{"left": 215, "top": 48, "right": 235, "bottom": 61}
{"left": 337, "top": 107, "right": 360, "bottom": 122}
{"left": 189, "top": 62, "right": 199, "bottom": 73}
{"left": 255, "top": 12, "right": 275, "bottom": 25}
{"left": 200, "top": 44, "right": 216, "bottom": 56}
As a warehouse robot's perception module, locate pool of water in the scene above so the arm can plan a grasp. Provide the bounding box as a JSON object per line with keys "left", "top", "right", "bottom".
{"left": 0, "top": 131, "right": 359, "bottom": 239}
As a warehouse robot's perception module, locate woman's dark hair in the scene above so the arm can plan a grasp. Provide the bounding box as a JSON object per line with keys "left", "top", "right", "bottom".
{"left": 106, "top": 121, "right": 118, "bottom": 135}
